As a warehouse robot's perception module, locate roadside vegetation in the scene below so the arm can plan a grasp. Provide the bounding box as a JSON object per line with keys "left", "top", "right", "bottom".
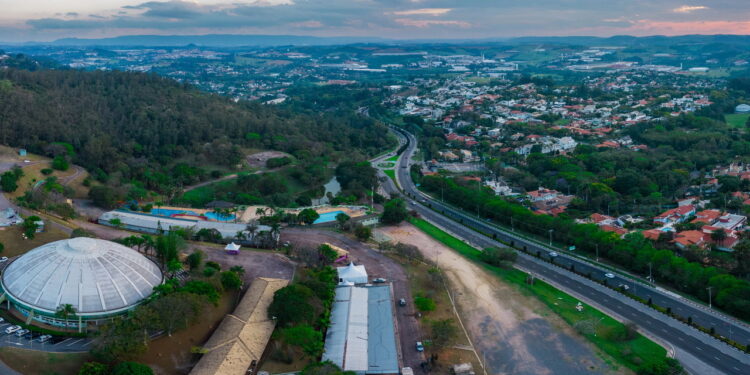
{"left": 419, "top": 175, "right": 750, "bottom": 322}
{"left": 408, "top": 217, "right": 681, "bottom": 375}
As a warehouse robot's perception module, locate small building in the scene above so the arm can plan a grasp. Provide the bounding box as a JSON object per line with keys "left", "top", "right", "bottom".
{"left": 337, "top": 262, "right": 368, "bottom": 285}
{"left": 18, "top": 149, "right": 26, "bottom": 156}
{"left": 225, "top": 242, "right": 241, "bottom": 255}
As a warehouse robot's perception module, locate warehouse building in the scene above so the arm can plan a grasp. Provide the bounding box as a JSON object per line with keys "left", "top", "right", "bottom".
{"left": 0, "top": 238, "right": 162, "bottom": 331}
{"left": 322, "top": 284, "right": 399, "bottom": 374}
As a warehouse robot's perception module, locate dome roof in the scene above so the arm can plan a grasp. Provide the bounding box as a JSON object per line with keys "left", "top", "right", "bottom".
{"left": 1, "top": 238, "right": 162, "bottom": 316}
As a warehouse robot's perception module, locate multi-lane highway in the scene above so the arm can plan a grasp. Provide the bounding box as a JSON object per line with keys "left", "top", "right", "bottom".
{"left": 382, "top": 128, "right": 750, "bottom": 374}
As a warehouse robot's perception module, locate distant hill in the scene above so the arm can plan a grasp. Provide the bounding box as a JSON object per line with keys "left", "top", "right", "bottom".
{"left": 46, "top": 34, "right": 387, "bottom": 47}
{"left": 0, "top": 53, "right": 390, "bottom": 194}
{"left": 15, "top": 33, "right": 750, "bottom": 48}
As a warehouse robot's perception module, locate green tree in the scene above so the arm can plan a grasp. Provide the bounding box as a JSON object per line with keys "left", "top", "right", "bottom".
{"left": 52, "top": 155, "right": 69, "bottom": 171}
{"left": 88, "top": 185, "right": 120, "bottom": 209}
{"left": 335, "top": 212, "right": 350, "bottom": 228}
{"left": 55, "top": 303, "right": 77, "bottom": 320}
{"left": 281, "top": 324, "right": 324, "bottom": 358}
{"left": 380, "top": 198, "right": 408, "bottom": 225}
{"left": 22, "top": 215, "right": 41, "bottom": 239}
{"left": 146, "top": 292, "right": 206, "bottom": 336}
{"left": 268, "top": 284, "right": 316, "bottom": 326}
{"left": 186, "top": 250, "right": 203, "bottom": 270}
{"left": 414, "top": 295, "right": 436, "bottom": 312}
{"left": 0, "top": 242, "right": 4, "bottom": 254}
{"left": 167, "top": 259, "right": 183, "bottom": 278}
{"left": 318, "top": 244, "right": 338, "bottom": 264}
{"left": 0, "top": 171, "right": 19, "bottom": 192}
{"left": 711, "top": 229, "right": 727, "bottom": 246}
{"left": 220, "top": 271, "right": 242, "bottom": 290}
{"left": 230, "top": 265, "right": 245, "bottom": 276}
{"left": 298, "top": 208, "right": 320, "bottom": 225}
{"left": 180, "top": 280, "right": 221, "bottom": 305}
{"left": 77, "top": 362, "right": 109, "bottom": 375}
{"left": 355, "top": 225, "right": 372, "bottom": 241}
{"left": 111, "top": 361, "right": 154, "bottom": 375}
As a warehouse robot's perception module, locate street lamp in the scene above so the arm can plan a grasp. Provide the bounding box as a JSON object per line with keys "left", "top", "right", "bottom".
{"left": 548, "top": 229, "right": 554, "bottom": 246}
{"left": 707, "top": 286, "right": 713, "bottom": 309}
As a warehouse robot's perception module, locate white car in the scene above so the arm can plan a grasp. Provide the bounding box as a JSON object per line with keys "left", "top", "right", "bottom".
{"left": 0, "top": 257, "right": 8, "bottom": 263}
{"left": 604, "top": 273, "right": 615, "bottom": 279}
{"left": 5, "top": 325, "right": 21, "bottom": 334}
{"left": 14, "top": 329, "right": 29, "bottom": 337}
{"left": 38, "top": 334, "right": 52, "bottom": 343}
{"left": 549, "top": 252, "right": 559, "bottom": 257}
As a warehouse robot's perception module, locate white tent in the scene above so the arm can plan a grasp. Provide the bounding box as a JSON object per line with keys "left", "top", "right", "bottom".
{"left": 225, "top": 242, "right": 241, "bottom": 254}
{"left": 337, "top": 262, "right": 368, "bottom": 284}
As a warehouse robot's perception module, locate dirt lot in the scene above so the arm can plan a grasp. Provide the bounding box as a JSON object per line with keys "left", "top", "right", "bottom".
{"left": 246, "top": 151, "right": 291, "bottom": 169}
{"left": 0, "top": 347, "right": 90, "bottom": 375}
{"left": 280, "top": 228, "right": 425, "bottom": 372}
{"left": 378, "top": 223, "right": 628, "bottom": 375}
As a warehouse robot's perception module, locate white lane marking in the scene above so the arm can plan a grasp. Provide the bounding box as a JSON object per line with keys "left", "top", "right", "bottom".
{"left": 66, "top": 338, "right": 84, "bottom": 346}
{"left": 54, "top": 338, "right": 71, "bottom": 346}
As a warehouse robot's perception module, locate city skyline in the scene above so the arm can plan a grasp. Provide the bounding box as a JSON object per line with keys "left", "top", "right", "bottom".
{"left": 0, "top": 1, "right": 748, "bottom": 43}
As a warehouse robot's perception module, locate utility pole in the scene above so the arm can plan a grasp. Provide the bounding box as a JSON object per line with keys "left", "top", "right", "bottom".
{"left": 707, "top": 286, "right": 713, "bottom": 309}
{"left": 511, "top": 217, "right": 514, "bottom": 232}
{"left": 648, "top": 262, "right": 653, "bottom": 285}
{"left": 595, "top": 244, "right": 599, "bottom": 262}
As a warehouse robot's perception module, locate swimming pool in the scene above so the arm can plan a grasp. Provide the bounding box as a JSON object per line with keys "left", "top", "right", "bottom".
{"left": 150, "top": 208, "right": 235, "bottom": 222}
{"left": 314, "top": 210, "right": 346, "bottom": 224}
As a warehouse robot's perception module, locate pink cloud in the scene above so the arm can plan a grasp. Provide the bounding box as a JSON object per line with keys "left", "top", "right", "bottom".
{"left": 391, "top": 8, "right": 452, "bottom": 17}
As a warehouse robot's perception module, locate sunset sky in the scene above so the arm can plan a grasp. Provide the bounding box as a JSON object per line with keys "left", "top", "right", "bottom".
{"left": 0, "top": 1, "right": 748, "bottom": 42}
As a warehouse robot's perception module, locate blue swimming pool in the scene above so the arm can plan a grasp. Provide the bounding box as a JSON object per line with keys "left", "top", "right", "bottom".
{"left": 150, "top": 208, "right": 235, "bottom": 222}
{"left": 314, "top": 210, "right": 346, "bottom": 224}
{"left": 205, "top": 211, "right": 235, "bottom": 222}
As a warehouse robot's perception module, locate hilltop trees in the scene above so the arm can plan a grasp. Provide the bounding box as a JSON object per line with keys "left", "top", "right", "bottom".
{"left": 380, "top": 198, "right": 409, "bottom": 225}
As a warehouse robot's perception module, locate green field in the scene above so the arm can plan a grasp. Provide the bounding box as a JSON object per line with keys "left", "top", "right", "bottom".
{"left": 386, "top": 154, "right": 400, "bottom": 162}
{"left": 383, "top": 169, "right": 397, "bottom": 185}
{"left": 409, "top": 217, "right": 672, "bottom": 373}
{"left": 725, "top": 113, "right": 750, "bottom": 128}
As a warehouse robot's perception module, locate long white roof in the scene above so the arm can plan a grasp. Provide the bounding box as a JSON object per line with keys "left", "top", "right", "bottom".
{"left": 1, "top": 238, "right": 162, "bottom": 315}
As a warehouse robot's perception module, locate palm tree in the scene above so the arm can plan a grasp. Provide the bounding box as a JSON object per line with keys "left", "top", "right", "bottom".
{"left": 55, "top": 304, "right": 77, "bottom": 321}
{"left": 256, "top": 207, "right": 267, "bottom": 218}
{"left": 140, "top": 235, "right": 155, "bottom": 256}
{"left": 230, "top": 265, "right": 245, "bottom": 276}
{"left": 246, "top": 220, "right": 259, "bottom": 242}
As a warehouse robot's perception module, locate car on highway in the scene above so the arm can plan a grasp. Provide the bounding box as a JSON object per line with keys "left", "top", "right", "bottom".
{"left": 399, "top": 298, "right": 406, "bottom": 306}
{"left": 38, "top": 335, "right": 52, "bottom": 343}
{"left": 549, "top": 252, "right": 558, "bottom": 257}
{"left": 5, "top": 325, "right": 21, "bottom": 334}
{"left": 604, "top": 273, "right": 615, "bottom": 279}
{"left": 373, "top": 278, "right": 387, "bottom": 283}
{"left": 415, "top": 341, "right": 424, "bottom": 352}
{"left": 0, "top": 257, "right": 8, "bottom": 262}
{"left": 15, "top": 329, "right": 29, "bottom": 337}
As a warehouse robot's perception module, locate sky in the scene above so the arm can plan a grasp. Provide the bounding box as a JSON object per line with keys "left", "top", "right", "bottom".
{"left": 0, "top": 0, "right": 749, "bottom": 42}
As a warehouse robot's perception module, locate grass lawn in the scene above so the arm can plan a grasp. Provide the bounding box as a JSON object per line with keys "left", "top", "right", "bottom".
{"left": 0, "top": 226, "right": 70, "bottom": 258}
{"left": 0, "top": 347, "right": 91, "bottom": 375}
{"left": 725, "top": 113, "right": 750, "bottom": 128}
{"left": 409, "top": 217, "right": 670, "bottom": 372}
{"left": 385, "top": 154, "right": 400, "bottom": 162}
{"left": 383, "top": 169, "right": 397, "bottom": 185}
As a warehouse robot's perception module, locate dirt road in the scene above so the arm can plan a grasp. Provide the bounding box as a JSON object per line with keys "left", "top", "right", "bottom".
{"left": 378, "top": 223, "right": 628, "bottom": 375}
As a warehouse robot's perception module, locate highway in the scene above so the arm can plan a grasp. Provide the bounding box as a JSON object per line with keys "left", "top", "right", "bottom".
{"left": 383, "top": 128, "right": 750, "bottom": 375}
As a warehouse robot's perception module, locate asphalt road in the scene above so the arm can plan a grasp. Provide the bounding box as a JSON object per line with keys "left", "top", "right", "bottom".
{"left": 385, "top": 128, "right": 750, "bottom": 375}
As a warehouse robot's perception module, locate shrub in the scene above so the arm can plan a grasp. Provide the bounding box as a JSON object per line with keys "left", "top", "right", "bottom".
{"left": 220, "top": 271, "right": 242, "bottom": 290}
{"left": 414, "top": 295, "right": 436, "bottom": 312}
{"left": 112, "top": 361, "right": 153, "bottom": 375}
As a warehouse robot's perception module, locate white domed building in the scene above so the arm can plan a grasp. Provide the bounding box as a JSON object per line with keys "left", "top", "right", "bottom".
{"left": 0, "top": 238, "right": 162, "bottom": 330}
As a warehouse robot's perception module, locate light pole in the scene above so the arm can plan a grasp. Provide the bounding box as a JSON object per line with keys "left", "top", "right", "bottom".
{"left": 707, "top": 286, "right": 713, "bottom": 309}
{"left": 595, "top": 244, "right": 599, "bottom": 262}
{"left": 511, "top": 217, "right": 514, "bottom": 232}
{"left": 648, "top": 262, "right": 653, "bottom": 285}
{"left": 548, "top": 229, "right": 554, "bottom": 246}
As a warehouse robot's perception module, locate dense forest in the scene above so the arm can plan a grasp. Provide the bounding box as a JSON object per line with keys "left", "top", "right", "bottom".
{"left": 0, "top": 54, "right": 392, "bottom": 201}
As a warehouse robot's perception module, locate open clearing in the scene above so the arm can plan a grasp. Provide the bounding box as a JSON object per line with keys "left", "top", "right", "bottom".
{"left": 0, "top": 347, "right": 90, "bottom": 375}
{"left": 377, "top": 223, "right": 629, "bottom": 375}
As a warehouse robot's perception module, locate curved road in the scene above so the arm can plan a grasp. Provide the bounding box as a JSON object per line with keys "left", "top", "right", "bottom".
{"left": 383, "top": 128, "right": 750, "bottom": 375}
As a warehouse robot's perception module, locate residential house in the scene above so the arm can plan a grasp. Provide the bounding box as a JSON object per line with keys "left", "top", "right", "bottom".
{"left": 653, "top": 205, "right": 696, "bottom": 225}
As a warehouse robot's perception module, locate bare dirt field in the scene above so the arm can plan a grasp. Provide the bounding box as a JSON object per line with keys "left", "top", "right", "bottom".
{"left": 377, "top": 223, "right": 629, "bottom": 375}
{"left": 246, "top": 151, "right": 291, "bottom": 169}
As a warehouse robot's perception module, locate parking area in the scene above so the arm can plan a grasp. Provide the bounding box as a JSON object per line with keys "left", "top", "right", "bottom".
{"left": 0, "top": 321, "right": 92, "bottom": 353}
